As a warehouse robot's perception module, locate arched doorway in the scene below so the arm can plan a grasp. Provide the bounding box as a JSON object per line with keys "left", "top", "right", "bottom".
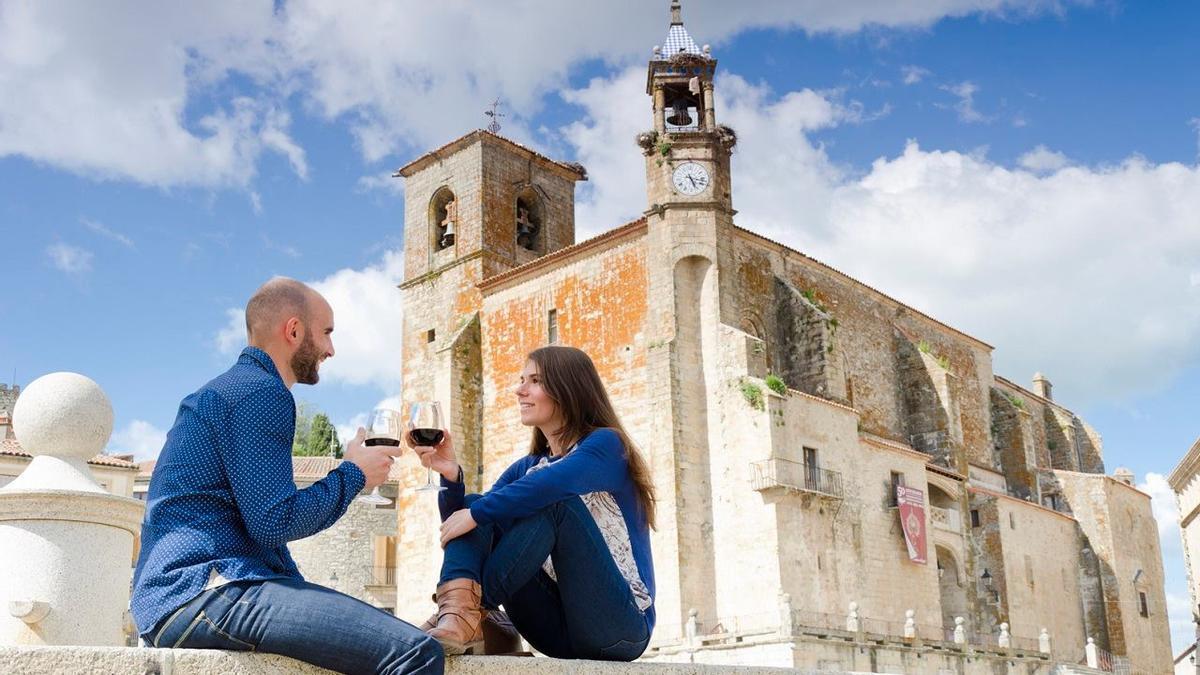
{"left": 936, "top": 545, "right": 969, "bottom": 633}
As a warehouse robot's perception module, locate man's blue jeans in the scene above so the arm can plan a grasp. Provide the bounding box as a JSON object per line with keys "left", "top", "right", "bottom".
{"left": 149, "top": 577, "right": 443, "bottom": 675}
{"left": 440, "top": 495, "right": 652, "bottom": 661}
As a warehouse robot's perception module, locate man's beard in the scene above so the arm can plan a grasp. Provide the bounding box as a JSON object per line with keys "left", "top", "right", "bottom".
{"left": 291, "top": 331, "right": 322, "bottom": 385}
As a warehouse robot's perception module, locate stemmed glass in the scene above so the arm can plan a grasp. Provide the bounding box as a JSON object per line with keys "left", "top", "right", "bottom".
{"left": 409, "top": 401, "right": 446, "bottom": 493}
{"left": 356, "top": 408, "right": 400, "bottom": 505}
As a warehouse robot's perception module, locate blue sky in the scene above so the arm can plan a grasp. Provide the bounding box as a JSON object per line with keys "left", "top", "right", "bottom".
{"left": 2, "top": 0, "right": 1198, "bottom": 654}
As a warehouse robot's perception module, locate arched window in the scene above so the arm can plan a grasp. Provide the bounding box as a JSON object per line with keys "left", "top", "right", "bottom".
{"left": 429, "top": 187, "right": 457, "bottom": 251}
{"left": 515, "top": 188, "right": 543, "bottom": 253}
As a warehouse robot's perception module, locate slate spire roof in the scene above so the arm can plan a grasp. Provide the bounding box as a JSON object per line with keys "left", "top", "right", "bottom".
{"left": 656, "top": 1, "right": 704, "bottom": 60}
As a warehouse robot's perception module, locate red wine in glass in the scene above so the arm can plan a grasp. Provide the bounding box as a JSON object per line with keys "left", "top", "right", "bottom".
{"left": 409, "top": 401, "right": 446, "bottom": 493}
{"left": 409, "top": 428, "right": 445, "bottom": 446}
{"left": 365, "top": 437, "right": 402, "bottom": 447}
{"left": 357, "top": 408, "right": 401, "bottom": 505}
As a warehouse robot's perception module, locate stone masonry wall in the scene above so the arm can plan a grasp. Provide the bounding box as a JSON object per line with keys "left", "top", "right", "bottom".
{"left": 724, "top": 229, "right": 997, "bottom": 473}
{"left": 1055, "top": 471, "right": 1174, "bottom": 675}
{"left": 480, "top": 138, "right": 578, "bottom": 266}
{"left": 478, "top": 232, "right": 650, "bottom": 488}
{"left": 289, "top": 495, "right": 398, "bottom": 610}
{"left": 994, "top": 495, "right": 1087, "bottom": 661}
{"left": 989, "top": 386, "right": 1039, "bottom": 501}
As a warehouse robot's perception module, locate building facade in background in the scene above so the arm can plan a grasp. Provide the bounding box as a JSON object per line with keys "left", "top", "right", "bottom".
{"left": 389, "top": 4, "right": 1172, "bottom": 672}
{"left": 1169, "top": 438, "right": 1200, "bottom": 675}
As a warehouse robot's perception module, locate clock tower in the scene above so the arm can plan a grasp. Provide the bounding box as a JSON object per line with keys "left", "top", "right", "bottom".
{"left": 640, "top": 0, "right": 735, "bottom": 215}
{"left": 639, "top": 0, "right": 736, "bottom": 636}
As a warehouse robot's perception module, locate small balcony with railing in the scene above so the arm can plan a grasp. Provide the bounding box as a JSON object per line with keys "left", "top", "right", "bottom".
{"left": 365, "top": 566, "right": 397, "bottom": 589}
{"left": 930, "top": 505, "right": 963, "bottom": 533}
{"left": 750, "top": 457, "right": 843, "bottom": 500}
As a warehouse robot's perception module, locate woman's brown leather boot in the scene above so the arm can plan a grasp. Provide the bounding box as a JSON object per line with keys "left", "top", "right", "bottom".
{"left": 427, "top": 578, "right": 486, "bottom": 655}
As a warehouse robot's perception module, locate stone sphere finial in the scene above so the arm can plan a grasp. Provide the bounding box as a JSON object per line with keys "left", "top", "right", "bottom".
{"left": 12, "top": 372, "right": 113, "bottom": 461}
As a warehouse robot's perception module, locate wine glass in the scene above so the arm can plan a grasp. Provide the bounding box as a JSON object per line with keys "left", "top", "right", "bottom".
{"left": 356, "top": 408, "right": 400, "bottom": 505}
{"left": 409, "top": 401, "right": 446, "bottom": 493}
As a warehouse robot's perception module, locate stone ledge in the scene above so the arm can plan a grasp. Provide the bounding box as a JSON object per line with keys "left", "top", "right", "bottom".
{"left": 0, "top": 646, "right": 808, "bottom": 674}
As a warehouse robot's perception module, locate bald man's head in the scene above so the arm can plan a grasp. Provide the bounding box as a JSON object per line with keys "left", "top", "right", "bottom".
{"left": 245, "top": 277, "right": 314, "bottom": 343}
{"left": 244, "top": 277, "right": 336, "bottom": 386}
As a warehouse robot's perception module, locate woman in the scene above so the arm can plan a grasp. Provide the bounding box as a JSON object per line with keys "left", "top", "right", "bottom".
{"left": 407, "top": 345, "right": 656, "bottom": 660}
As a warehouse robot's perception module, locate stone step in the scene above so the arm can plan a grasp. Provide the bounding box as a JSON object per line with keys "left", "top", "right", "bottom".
{"left": 0, "top": 646, "right": 811, "bottom": 674}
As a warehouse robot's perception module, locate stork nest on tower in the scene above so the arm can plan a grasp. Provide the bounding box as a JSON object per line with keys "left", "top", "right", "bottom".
{"left": 562, "top": 161, "right": 587, "bottom": 179}
{"left": 715, "top": 124, "right": 738, "bottom": 149}
{"left": 668, "top": 52, "right": 712, "bottom": 67}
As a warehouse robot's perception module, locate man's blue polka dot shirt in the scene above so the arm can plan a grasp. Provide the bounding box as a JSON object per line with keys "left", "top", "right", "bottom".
{"left": 129, "top": 347, "right": 366, "bottom": 639}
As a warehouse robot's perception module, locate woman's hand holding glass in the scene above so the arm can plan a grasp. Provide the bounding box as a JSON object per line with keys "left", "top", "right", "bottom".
{"left": 406, "top": 424, "right": 461, "bottom": 483}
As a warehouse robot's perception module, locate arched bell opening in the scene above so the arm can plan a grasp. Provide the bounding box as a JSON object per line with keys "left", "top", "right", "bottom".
{"left": 515, "top": 189, "right": 544, "bottom": 254}
{"left": 429, "top": 187, "right": 457, "bottom": 251}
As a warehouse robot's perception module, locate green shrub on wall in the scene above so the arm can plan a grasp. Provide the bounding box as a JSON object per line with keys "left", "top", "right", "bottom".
{"left": 739, "top": 378, "right": 765, "bottom": 411}
{"left": 764, "top": 374, "right": 787, "bottom": 396}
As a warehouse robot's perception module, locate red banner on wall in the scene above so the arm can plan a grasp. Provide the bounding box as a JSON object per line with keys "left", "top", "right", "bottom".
{"left": 897, "top": 485, "right": 927, "bottom": 564}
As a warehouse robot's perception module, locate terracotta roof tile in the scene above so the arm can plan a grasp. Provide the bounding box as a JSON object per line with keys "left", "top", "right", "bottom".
{"left": 0, "top": 438, "right": 138, "bottom": 470}
{"left": 138, "top": 460, "right": 156, "bottom": 479}
{"left": 292, "top": 456, "right": 404, "bottom": 483}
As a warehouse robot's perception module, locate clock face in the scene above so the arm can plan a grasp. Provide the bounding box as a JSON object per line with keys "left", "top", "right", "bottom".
{"left": 672, "top": 162, "right": 710, "bottom": 196}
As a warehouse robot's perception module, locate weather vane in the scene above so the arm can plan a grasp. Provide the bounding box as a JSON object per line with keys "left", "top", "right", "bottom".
{"left": 485, "top": 98, "right": 505, "bottom": 134}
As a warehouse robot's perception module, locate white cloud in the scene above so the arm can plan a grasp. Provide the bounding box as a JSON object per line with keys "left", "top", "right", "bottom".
{"left": 1138, "top": 473, "right": 1192, "bottom": 653}
{"left": 902, "top": 65, "right": 931, "bottom": 85}
{"left": 0, "top": 1, "right": 1092, "bottom": 186}
{"left": 215, "top": 308, "right": 246, "bottom": 355}
{"left": 940, "top": 80, "right": 989, "bottom": 123}
{"left": 561, "top": 67, "right": 652, "bottom": 240}
{"left": 1018, "top": 145, "right": 1070, "bottom": 173}
{"left": 335, "top": 394, "right": 403, "bottom": 447}
{"left": 1141, "top": 473, "right": 1181, "bottom": 540}
{"left": 108, "top": 419, "right": 168, "bottom": 461}
{"left": 309, "top": 250, "right": 405, "bottom": 391}
{"left": 0, "top": 2, "right": 301, "bottom": 188}
{"left": 81, "top": 217, "right": 134, "bottom": 248}
{"left": 356, "top": 171, "right": 406, "bottom": 196}
{"left": 214, "top": 250, "right": 405, "bottom": 393}
{"left": 45, "top": 241, "right": 92, "bottom": 274}
{"left": 561, "top": 69, "right": 1200, "bottom": 407}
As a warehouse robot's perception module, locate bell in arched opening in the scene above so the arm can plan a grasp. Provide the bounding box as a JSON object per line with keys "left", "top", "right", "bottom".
{"left": 430, "top": 187, "right": 457, "bottom": 251}
{"left": 516, "top": 204, "right": 539, "bottom": 250}
{"left": 666, "top": 98, "right": 694, "bottom": 128}
{"left": 440, "top": 215, "right": 456, "bottom": 249}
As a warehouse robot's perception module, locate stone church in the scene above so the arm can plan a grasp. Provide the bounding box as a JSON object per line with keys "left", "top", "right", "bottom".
{"left": 391, "top": 3, "right": 1172, "bottom": 672}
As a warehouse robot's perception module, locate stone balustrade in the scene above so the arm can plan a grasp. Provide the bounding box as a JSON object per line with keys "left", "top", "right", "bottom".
{"left": 930, "top": 504, "right": 963, "bottom": 532}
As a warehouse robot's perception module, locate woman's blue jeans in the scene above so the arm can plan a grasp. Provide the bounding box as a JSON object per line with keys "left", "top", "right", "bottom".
{"left": 150, "top": 577, "right": 443, "bottom": 675}
{"left": 440, "top": 494, "right": 651, "bottom": 661}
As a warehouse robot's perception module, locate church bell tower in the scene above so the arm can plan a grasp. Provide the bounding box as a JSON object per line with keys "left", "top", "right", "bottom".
{"left": 639, "top": 0, "right": 734, "bottom": 641}
{"left": 641, "top": 0, "right": 735, "bottom": 215}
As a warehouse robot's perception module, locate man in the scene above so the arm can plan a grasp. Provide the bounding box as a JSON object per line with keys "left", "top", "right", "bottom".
{"left": 131, "top": 277, "right": 443, "bottom": 674}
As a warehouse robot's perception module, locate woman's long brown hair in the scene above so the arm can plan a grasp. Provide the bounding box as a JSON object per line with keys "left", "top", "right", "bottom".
{"left": 525, "top": 345, "right": 657, "bottom": 529}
